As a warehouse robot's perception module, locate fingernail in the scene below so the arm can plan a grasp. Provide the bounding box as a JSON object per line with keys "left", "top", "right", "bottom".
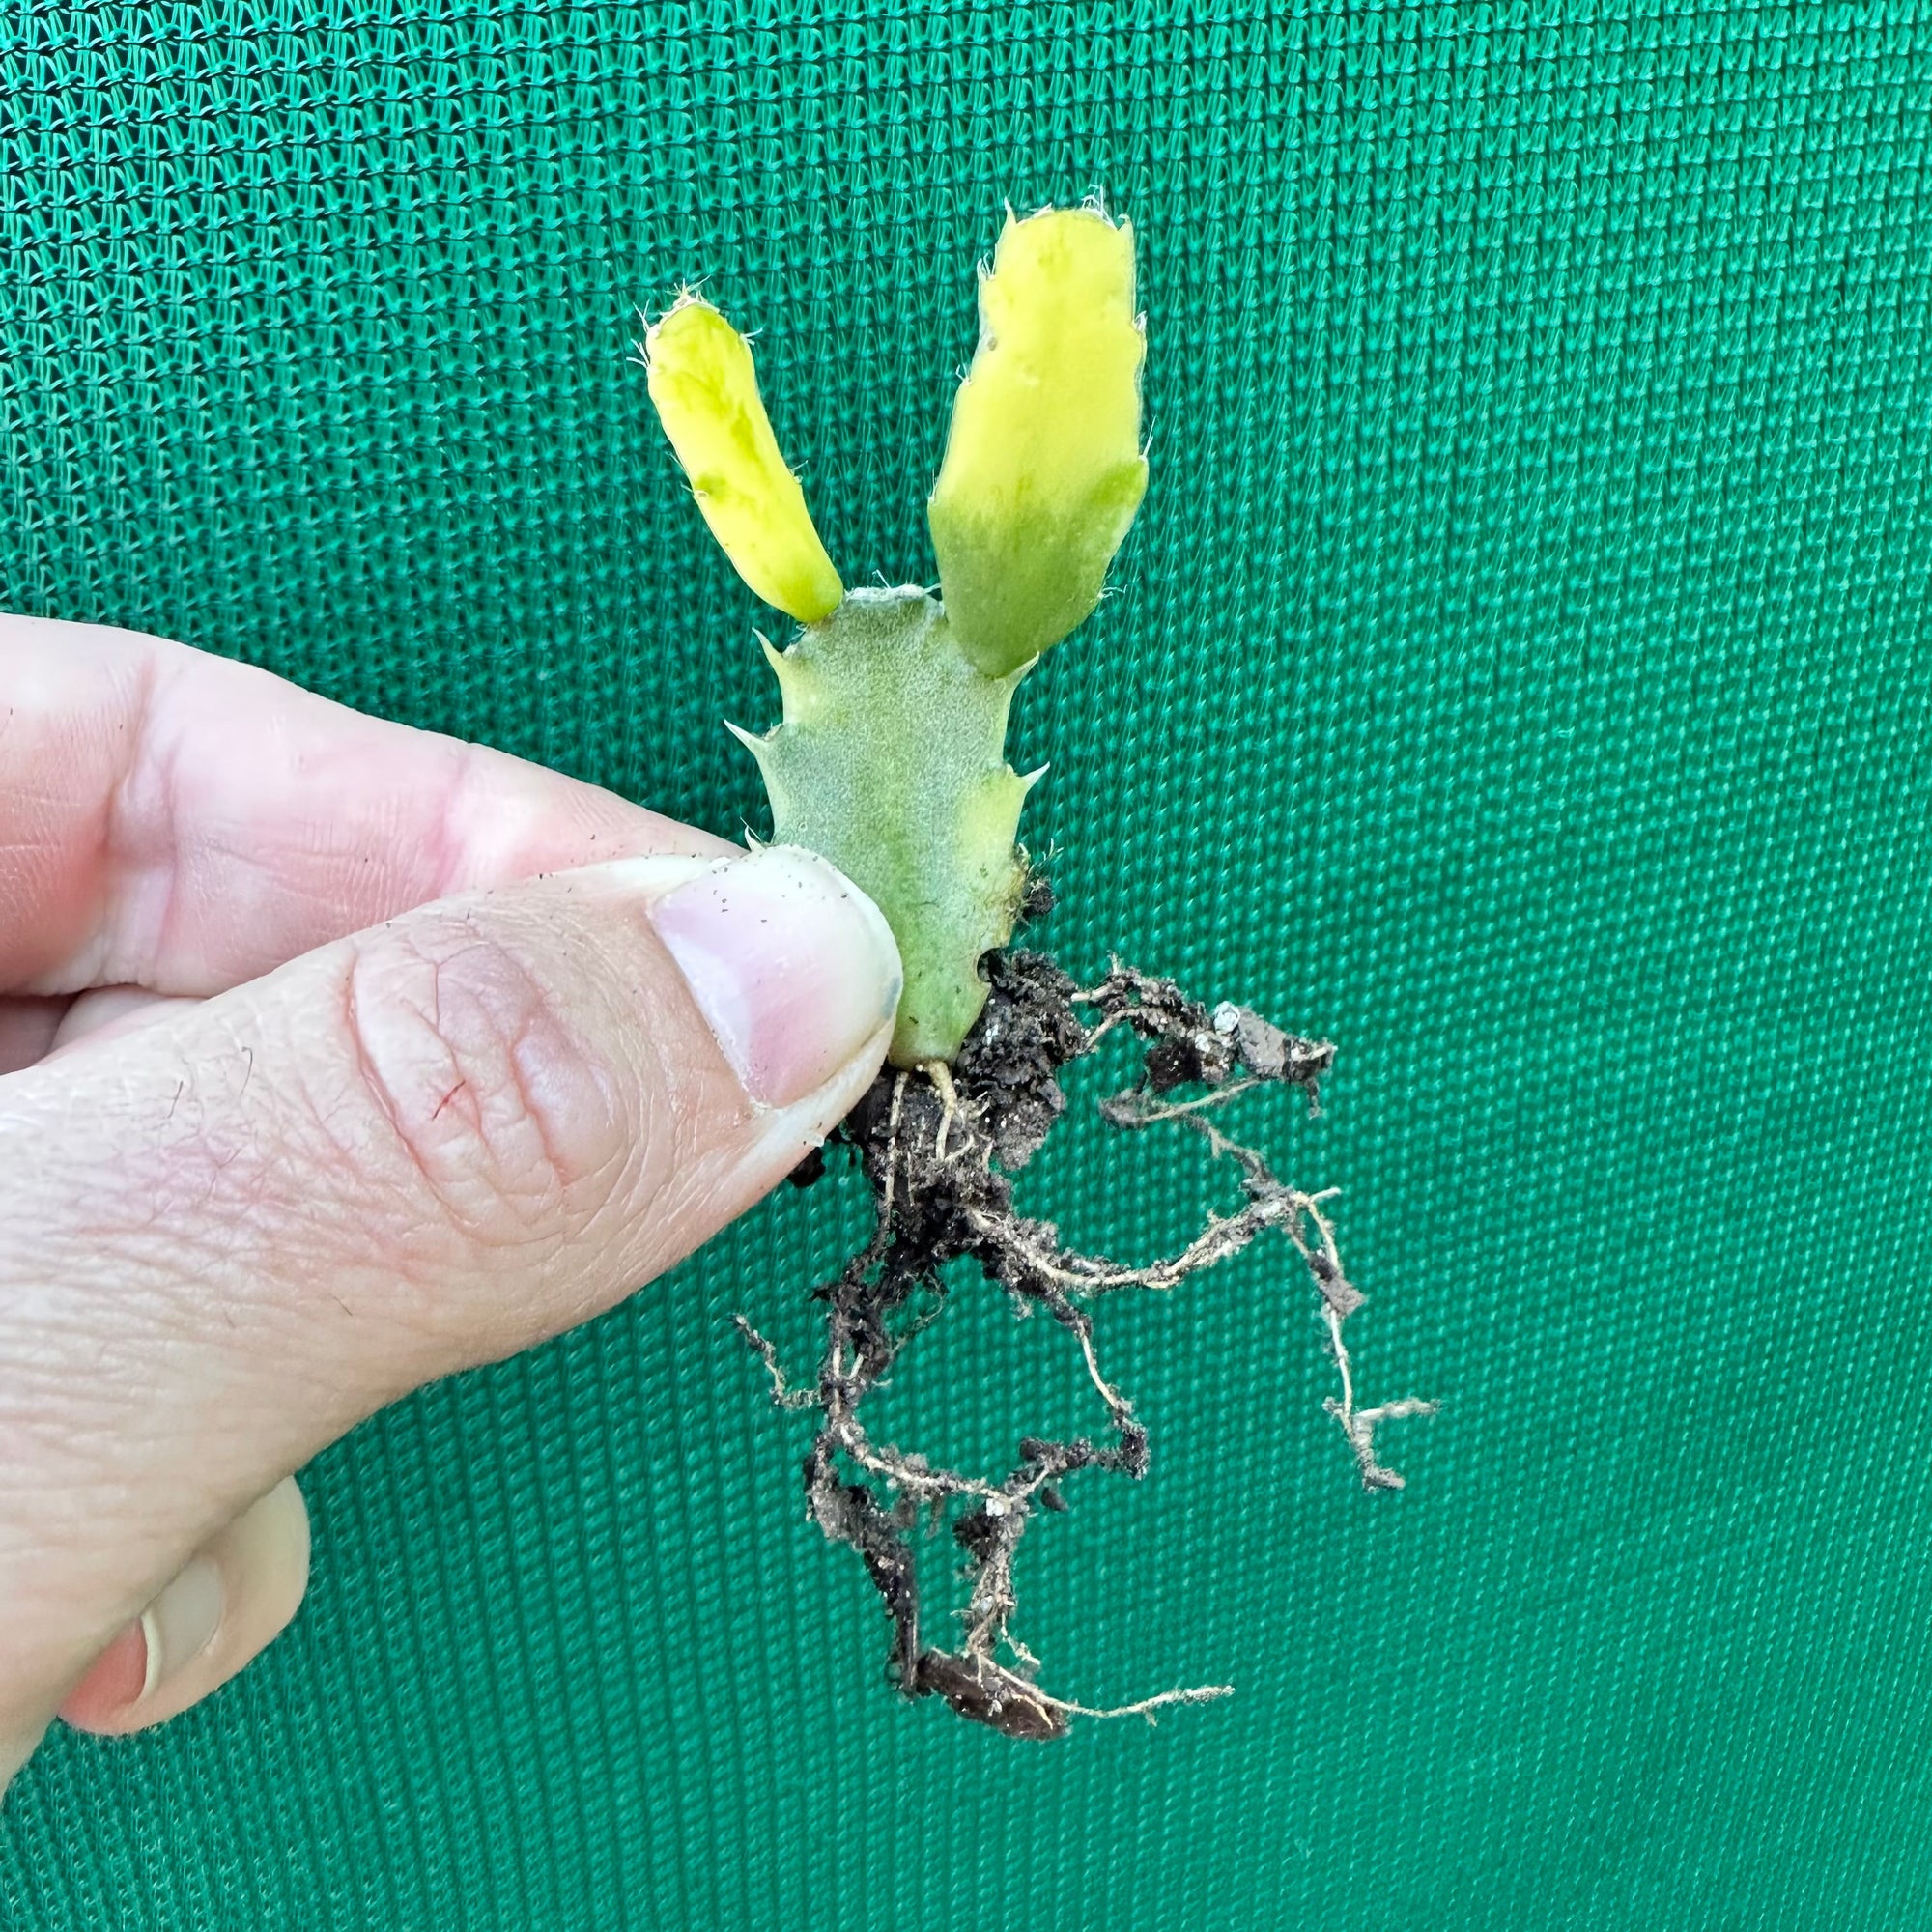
{"left": 137, "top": 1556, "right": 224, "bottom": 1700}
{"left": 642, "top": 845, "right": 901, "bottom": 1106}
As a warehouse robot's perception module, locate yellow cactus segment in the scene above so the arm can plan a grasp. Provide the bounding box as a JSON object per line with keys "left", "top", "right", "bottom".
{"left": 644, "top": 298, "right": 844, "bottom": 624}
{"left": 927, "top": 205, "right": 1149, "bottom": 676}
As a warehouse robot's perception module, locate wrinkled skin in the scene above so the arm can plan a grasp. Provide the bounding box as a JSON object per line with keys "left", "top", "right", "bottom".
{"left": 0, "top": 616, "right": 899, "bottom": 1798}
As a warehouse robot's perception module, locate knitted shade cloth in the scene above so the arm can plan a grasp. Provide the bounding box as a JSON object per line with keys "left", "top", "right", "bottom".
{"left": 5, "top": 7, "right": 1930, "bottom": 1927}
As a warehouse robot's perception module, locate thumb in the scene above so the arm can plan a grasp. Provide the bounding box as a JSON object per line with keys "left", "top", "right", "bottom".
{"left": 0, "top": 843, "right": 899, "bottom": 1755}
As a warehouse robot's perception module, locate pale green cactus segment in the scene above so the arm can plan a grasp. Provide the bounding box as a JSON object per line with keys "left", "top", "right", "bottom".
{"left": 740, "top": 587, "right": 1035, "bottom": 1065}
{"left": 644, "top": 297, "right": 844, "bottom": 624}
{"left": 927, "top": 205, "right": 1150, "bottom": 677}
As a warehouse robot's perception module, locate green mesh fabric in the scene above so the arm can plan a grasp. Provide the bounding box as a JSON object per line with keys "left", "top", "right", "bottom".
{"left": 5, "top": 5, "right": 1932, "bottom": 1926}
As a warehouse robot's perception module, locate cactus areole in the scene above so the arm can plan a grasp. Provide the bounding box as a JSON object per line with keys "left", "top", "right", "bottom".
{"left": 644, "top": 203, "right": 1146, "bottom": 1065}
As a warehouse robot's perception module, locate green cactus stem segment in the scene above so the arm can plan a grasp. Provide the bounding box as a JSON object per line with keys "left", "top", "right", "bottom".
{"left": 736, "top": 586, "right": 1037, "bottom": 1065}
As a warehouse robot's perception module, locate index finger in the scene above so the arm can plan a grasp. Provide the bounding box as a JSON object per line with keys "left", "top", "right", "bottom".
{"left": 0, "top": 616, "right": 733, "bottom": 996}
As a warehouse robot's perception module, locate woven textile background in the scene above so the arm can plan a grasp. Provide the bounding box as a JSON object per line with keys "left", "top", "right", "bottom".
{"left": 6, "top": 4, "right": 1932, "bottom": 1926}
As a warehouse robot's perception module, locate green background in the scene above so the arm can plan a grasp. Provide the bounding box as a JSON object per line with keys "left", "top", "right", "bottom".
{"left": 6, "top": 4, "right": 1932, "bottom": 1926}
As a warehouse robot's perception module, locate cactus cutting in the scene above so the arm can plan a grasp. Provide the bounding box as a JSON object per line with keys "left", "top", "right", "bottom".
{"left": 642, "top": 204, "right": 1434, "bottom": 1740}
{"left": 648, "top": 209, "right": 1144, "bottom": 1065}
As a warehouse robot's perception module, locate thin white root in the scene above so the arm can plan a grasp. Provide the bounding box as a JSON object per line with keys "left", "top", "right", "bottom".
{"left": 1321, "top": 1303, "right": 1438, "bottom": 1490}
{"left": 1037, "top": 1682, "right": 1235, "bottom": 1724}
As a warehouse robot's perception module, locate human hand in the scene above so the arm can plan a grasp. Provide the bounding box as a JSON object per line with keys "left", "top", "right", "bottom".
{"left": 0, "top": 618, "right": 901, "bottom": 1796}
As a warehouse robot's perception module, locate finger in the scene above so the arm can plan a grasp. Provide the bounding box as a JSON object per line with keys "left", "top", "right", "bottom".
{"left": 57, "top": 1478, "right": 311, "bottom": 1736}
{"left": 0, "top": 615, "right": 733, "bottom": 998}
{"left": 0, "top": 843, "right": 899, "bottom": 1742}
{"left": 50, "top": 987, "right": 199, "bottom": 1055}
{"left": 0, "top": 998, "right": 70, "bottom": 1075}
{"left": 0, "top": 988, "right": 193, "bottom": 1076}
{"left": 0, "top": 1717, "right": 42, "bottom": 1804}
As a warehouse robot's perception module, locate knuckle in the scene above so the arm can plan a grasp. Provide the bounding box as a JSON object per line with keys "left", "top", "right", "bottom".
{"left": 338, "top": 918, "right": 631, "bottom": 1257}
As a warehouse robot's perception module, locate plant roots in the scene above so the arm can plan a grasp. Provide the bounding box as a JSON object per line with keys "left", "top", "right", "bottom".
{"left": 737, "top": 891, "right": 1435, "bottom": 1740}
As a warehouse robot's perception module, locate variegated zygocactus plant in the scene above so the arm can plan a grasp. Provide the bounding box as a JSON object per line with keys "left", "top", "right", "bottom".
{"left": 643, "top": 205, "right": 1147, "bottom": 1065}
{"left": 640, "top": 208, "right": 1434, "bottom": 1739}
